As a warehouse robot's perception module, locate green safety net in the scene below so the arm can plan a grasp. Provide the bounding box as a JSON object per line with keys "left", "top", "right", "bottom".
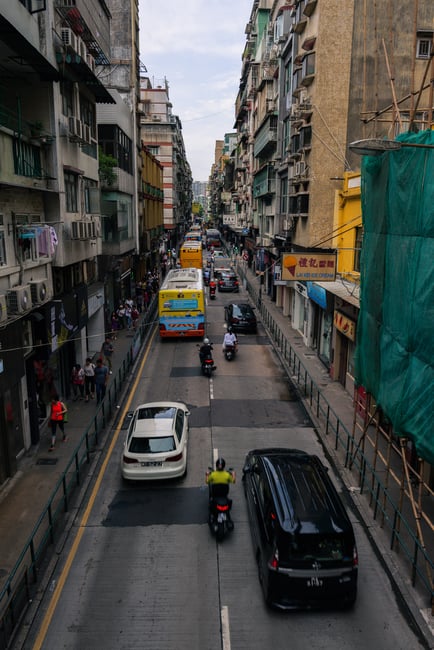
{"left": 355, "top": 130, "right": 434, "bottom": 464}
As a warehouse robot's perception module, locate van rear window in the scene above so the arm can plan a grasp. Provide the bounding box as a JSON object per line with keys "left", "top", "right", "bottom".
{"left": 283, "top": 535, "right": 349, "bottom": 562}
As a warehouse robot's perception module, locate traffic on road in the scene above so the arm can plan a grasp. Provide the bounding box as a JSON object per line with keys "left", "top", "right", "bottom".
{"left": 24, "top": 271, "right": 424, "bottom": 650}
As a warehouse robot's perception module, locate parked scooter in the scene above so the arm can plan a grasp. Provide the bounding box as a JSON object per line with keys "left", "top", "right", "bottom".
{"left": 197, "top": 340, "right": 217, "bottom": 377}
{"left": 206, "top": 463, "right": 235, "bottom": 542}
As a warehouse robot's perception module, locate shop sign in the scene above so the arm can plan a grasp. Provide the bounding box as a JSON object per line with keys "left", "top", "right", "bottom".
{"left": 282, "top": 253, "right": 336, "bottom": 281}
{"left": 334, "top": 310, "right": 356, "bottom": 341}
{"left": 294, "top": 281, "right": 308, "bottom": 298}
{"left": 307, "top": 282, "right": 327, "bottom": 309}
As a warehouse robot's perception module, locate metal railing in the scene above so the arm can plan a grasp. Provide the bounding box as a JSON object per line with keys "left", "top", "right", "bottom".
{"left": 0, "top": 301, "right": 158, "bottom": 650}
{"left": 239, "top": 264, "right": 434, "bottom": 613}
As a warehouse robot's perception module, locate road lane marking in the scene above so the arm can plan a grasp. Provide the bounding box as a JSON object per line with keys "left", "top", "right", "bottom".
{"left": 221, "top": 606, "right": 232, "bottom": 650}
{"left": 32, "top": 327, "right": 158, "bottom": 650}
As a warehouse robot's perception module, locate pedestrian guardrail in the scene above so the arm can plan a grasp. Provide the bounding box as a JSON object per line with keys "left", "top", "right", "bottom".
{"left": 0, "top": 300, "right": 158, "bottom": 650}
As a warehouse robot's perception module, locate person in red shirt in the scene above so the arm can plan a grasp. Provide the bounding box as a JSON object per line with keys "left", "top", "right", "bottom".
{"left": 49, "top": 394, "right": 67, "bottom": 450}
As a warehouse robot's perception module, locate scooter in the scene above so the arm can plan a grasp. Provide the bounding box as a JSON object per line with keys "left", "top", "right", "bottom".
{"left": 224, "top": 342, "right": 237, "bottom": 361}
{"left": 209, "top": 281, "right": 216, "bottom": 300}
{"left": 206, "top": 469, "right": 235, "bottom": 542}
{"left": 197, "top": 344, "right": 217, "bottom": 377}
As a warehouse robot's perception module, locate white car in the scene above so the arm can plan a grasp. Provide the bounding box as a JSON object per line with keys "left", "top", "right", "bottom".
{"left": 121, "top": 402, "right": 190, "bottom": 481}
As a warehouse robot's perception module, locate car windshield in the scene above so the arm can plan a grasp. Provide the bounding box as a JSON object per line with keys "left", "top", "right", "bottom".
{"left": 136, "top": 406, "right": 177, "bottom": 420}
{"left": 129, "top": 436, "right": 176, "bottom": 454}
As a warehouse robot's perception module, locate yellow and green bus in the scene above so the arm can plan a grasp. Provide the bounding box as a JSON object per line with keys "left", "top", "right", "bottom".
{"left": 158, "top": 268, "right": 205, "bottom": 338}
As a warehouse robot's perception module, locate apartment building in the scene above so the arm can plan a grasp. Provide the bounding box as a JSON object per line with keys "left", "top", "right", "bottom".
{"left": 228, "top": 0, "right": 433, "bottom": 392}
{"left": 139, "top": 76, "right": 192, "bottom": 248}
{"left": 0, "top": 1, "right": 115, "bottom": 482}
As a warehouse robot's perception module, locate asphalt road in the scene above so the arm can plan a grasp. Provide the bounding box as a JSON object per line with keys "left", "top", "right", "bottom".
{"left": 22, "top": 286, "right": 425, "bottom": 650}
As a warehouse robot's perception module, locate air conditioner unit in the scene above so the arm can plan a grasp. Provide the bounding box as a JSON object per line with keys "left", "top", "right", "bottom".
{"left": 152, "top": 114, "right": 161, "bottom": 122}
{"left": 30, "top": 280, "right": 51, "bottom": 304}
{"left": 60, "top": 28, "right": 78, "bottom": 52}
{"left": 0, "top": 294, "right": 7, "bottom": 323}
{"left": 87, "top": 222, "right": 96, "bottom": 238}
{"left": 71, "top": 221, "right": 86, "bottom": 239}
{"left": 78, "top": 38, "right": 87, "bottom": 59}
{"left": 86, "top": 54, "right": 95, "bottom": 72}
{"left": 295, "top": 161, "right": 306, "bottom": 176}
{"left": 7, "top": 285, "right": 32, "bottom": 313}
{"left": 68, "top": 117, "right": 83, "bottom": 140}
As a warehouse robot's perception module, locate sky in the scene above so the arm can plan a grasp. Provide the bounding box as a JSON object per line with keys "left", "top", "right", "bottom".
{"left": 138, "top": 0, "right": 253, "bottom": 182}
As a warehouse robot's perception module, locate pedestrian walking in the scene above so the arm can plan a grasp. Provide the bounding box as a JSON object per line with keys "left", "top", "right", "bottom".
{"left": 101, "top": 336, "right": 114, "bottom": 373}
{"left": 117, "top": 304, "right": 126, "bottom": 329}
{"left": 71, "top": 363, "right": 85, "bottom": 400}
{"left": 110, "top": 311, "right": 120, "bottom": 338}
{"left": 125, "top": 304, "right": 132, "bottom": 329}
{"left": 49, "top": 394, "right": 67, "bottom": 450}
{"left": 94, "top": 358, "right": 109, "bottom": 404}
{"left": 83, "top": 357, "right": 96, "bottom": 402}
{"left": 131, "top": 304, "right": 139, "bottom": 329}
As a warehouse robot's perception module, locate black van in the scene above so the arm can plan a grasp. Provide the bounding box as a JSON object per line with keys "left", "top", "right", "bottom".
{"left": 242, "top": 448, "right": 358, "bottom": 610}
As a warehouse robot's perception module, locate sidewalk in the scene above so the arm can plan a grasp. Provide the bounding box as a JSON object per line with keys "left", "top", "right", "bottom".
{"left": 0, "top": 316, "right": 143, "bottom": 593}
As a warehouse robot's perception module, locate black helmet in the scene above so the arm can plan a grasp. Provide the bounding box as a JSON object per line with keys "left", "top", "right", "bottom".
{"left": 228, "top": 327, "right": 233, "bottom": 333}
{"left": 216, "top": 457, "right": 226, "bottom": 470}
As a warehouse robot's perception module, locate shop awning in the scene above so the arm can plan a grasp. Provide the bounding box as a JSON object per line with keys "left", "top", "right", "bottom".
{"left": 314, "top": 279, "right": 360, "bottom": 308}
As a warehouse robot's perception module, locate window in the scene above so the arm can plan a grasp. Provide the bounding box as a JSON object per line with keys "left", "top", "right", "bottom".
{"left": 280, "top": 177, "right": 288, "bottom": 214}
{"left": 60, "top": 80, "right": 74, "bottom": 117}
{"left": 13, "top": 139, "right": 42, "bottom": 178}
{"left": 302, "top": 52, "right": 315, "bottom": 80}
{"left": 354, "top": 226, "right": 363, "bottom": 272}
{"left": 175, "top": 411, "right": 184, "bottom": 442}
{"left": 416, "top": 34, "right": 432, "bottom": 59}
{"left": 147, "top": 145, "right": 160, "bottom": 156}
{"left": 80, "top": 95, "right": 96, "bottom": 138}
{"left": 0, "top": 216, "right": 6, "bottom": 266}
{"left": 64, "top": 172, "right": 78, "bottom": 212}
{"left": 98, "top": 124, "right": 133, "bottom": 174}
{"left": 15, "top": 215, "right": 51, "bottom": 263}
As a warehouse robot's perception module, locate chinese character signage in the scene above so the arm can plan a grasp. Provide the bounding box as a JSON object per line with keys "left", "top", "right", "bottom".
{"left": 334, "top": 310, "right": 356, "bottom": 341}
{"left": 282, "top": 253, "right": 336, "bottom": 281}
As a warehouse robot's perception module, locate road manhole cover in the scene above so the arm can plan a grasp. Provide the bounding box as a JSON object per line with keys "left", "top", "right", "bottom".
{"left": 36, "top": 458, "right": 58, "bottom": 466}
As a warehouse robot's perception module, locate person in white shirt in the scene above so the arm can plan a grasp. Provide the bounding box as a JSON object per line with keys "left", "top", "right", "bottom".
{"left": 222, "top": 327, "right": 238, "bottom": 353}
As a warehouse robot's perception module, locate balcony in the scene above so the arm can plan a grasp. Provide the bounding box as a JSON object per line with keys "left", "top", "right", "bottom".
{"left": 253, "top": 168, "right": 276, "bottom": 199}
{"left": 254, "top": 120, "right": 277, "bottom": 158}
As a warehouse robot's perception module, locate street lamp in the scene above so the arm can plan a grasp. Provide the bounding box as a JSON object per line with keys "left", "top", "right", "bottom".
{"left": 349, "top": 138, "right": 434, "bottom": 156}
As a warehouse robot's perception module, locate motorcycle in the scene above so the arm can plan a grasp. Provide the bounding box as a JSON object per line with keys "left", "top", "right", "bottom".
{"left": 197, "top": 344, "right": 217, "bottom": 377}
{"left": 209, "top": 281, "right": 216, "bottom": 300}
{"left": 224, "top": 342, "right": 237, "bottom": 361}
{"left": 206, "top": 468, "right": 235, "bottom": 542}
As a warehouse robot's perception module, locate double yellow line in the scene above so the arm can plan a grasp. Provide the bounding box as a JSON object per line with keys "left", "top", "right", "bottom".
{"left": 33, "top": 328, "right": 157, "bottom": 649}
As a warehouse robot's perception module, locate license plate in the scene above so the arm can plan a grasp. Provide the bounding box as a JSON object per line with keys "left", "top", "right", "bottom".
{"left": 141, "top": 461, "right": 163, "bottom": 467}
{"left": 306, "top": 576, "right": 324, "bottom": 587}
{"left": 217, "top": 512, "right": 227, "bottom": 523}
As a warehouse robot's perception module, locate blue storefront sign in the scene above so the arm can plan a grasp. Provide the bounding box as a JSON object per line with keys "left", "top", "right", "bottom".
{"left": 307, "top": 282, "right": 327, "bottom": 309}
